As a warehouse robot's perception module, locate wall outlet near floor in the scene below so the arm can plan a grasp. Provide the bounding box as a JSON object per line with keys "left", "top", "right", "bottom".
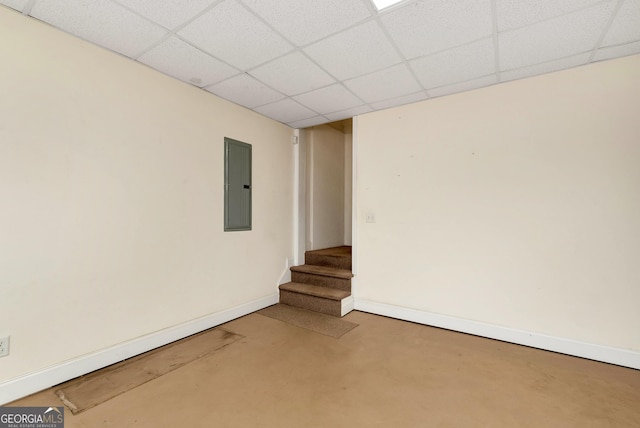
{"left": 0, "top": 336, "right": 9, "bottom": 357}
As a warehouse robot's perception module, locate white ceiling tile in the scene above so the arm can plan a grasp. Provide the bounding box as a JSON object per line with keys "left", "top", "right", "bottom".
{"left": 11, "top": 0, "right": 637, "bottom": 125}
{"left": 250, "top": 52, "right": 335, "bottom": 96}
{"left": 428, "top": 75, "right": 497, "bottom": 98}
{"left": 288, "top": 116, "right": 330, "bottom": 129}
{"left": 253, "top": 98, "right": 316, "bottom": 124}
{"left": 324, "top": 105, "right": 373, "bottom": 122}
{"left": 370, "top": 91, "right": 430, "bottom": 110}
{"left": 304, "top": 21, "right": 401, "bottom": 80}
{"left": 206, "top": 74, "right": 284, "bottom": 108}
{"left": 177, "top": 0, "right": 292, "bottom": 70}
{"left": 410, "top": 38, "right": 495, "bottom": 89}
{"left": 30, "top": 0, "right": 168, "bottom": 58}
{"left": 117, "top": 0, "right": 216, "bottom": 30}
{"left": 138, "top": 37, "right": 237, "bottom": 87}
{"left": 344, "top": 64, "right": 422, "bottom": 104}
{"left": 496, "top": 0, "right": 604, "bottom": 31}
{"left": 602, "top": 0, "right": 640, "bottom": 47}
{"left": 499, "top": 1, "right": 616, "bottom": 70}
{"left": 594, "top": 40, "right": 640, "bottom": 61}
{"left": 293, "top": 84, "right": 363, "bottom": 115}
{"left": 0, "top": 0, "right": 28, "bottom": 11}
{"left": 241, "top": 0, "right": 372, "bottom": 46}
{"left": 380, "top": 0, "right": 492, "bottom": 59}
{"left": 500, "top": 53, "right": 591, "bottom": 82}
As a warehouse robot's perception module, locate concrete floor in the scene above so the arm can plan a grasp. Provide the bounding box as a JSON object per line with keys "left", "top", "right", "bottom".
{"left": 12, "top": 311, "right": 640, "bottom": 427}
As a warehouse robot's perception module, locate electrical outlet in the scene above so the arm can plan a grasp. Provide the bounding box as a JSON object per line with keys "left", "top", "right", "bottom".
{"left": 0, "top": 336, "right": 9, "bottom": 357}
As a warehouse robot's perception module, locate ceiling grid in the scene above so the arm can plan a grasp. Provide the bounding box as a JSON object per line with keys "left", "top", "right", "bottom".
{"left": 1, "top": 0, "right": 638, "bottom": 127}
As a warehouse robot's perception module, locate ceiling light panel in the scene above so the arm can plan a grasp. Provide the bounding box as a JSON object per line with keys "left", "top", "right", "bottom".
{"left": 499, "top": 1, "right": 616, "bottom": 71}
{"left": 304, "top": 21, "right": 401, "bottom": 81}
{"left": 345, "top": 63, "right": 422, "bottom": 104}
{"left": 241, "top": 0, "right": 372, "bottom": 46}
{"left": 293, "top": 84, "right": 363, "bottom": 115}
{"left": 380, "top": 0, "right": 492, "bottom": 59}
{"left": 601, "top": 0, "right": 640, "bottom": 47}
{"left": 253, "top": 98, "right": 316, "bottom": 124}
{"left": 249, "top": 52, "right": 335, "bottom": 96}
{"left": 30, "top": 0, "right": 168, "bottom": 58}
{"left": 372, "top": 0, "right": 405, "bottom": 11}
{"left": 117, "top": 0, "right": 217, "bottom": 30}
{"left": 410, "top": 38, "right": 495, "bottom": 89}
{"left": 496, "top": 0, "right": 604, "bottom": 31}
{"left": 138, "top": 37, "right": 238, "bottom": 87}
{"left": 206, "top": 74, "right": 284, "bottom": 109}
{"left": 177, "top": 0, "right": 292, "bottom": 70}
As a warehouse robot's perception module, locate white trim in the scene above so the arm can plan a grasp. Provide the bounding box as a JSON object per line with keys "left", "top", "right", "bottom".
{"left": 351, "top": 116, "right": 358, "bottom": 282}
{"left": 0, "top": 294, "right": 278, "bottom": 405}
{"left": 355, "top": 299, "right": 640, "bottom": 370}
{"left": 296, "top": 129, "right": 308, "bottom": 265}
{"left": 278, "top": 257, "right": 292, "bottom": 285}
{"left": 292, "top": 129, "right": 300, "bottom": 266}
{"left": 341, "top": 295, "right": 355, "bottom": 317}
{"left": 307, "top": 133, "right": 314, "bottom": 251}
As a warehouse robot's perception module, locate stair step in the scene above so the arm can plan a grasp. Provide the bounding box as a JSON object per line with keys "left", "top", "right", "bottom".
{"left": 278, "top": 246, "right": 354, "bottom": 317}
{"left": 291, "top": 271, "right": 350, "bottom": 292}
{"left": 290, "top": 264, "right": 353, "bottom": 279}
{"left": 279, "top": 282, "right": 350, "bottom": 301}
{"left": 305, "top": 246, "right": 352, "bottom": 270}
{"left": 278, "top": 283, "right": 352, "bottom": 317}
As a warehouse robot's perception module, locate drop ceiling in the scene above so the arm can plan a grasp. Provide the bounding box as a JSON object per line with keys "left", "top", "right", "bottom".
{"left": 2, "top": 0, "right": 639, "bottom": 128}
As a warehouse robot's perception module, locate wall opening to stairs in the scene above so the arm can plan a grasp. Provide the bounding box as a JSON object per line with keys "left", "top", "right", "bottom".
{"left": 302, "top": 120, "right": 353, "bottom": 253}
{"left": 286, "top": 119, "right": 355, "bottom": 317}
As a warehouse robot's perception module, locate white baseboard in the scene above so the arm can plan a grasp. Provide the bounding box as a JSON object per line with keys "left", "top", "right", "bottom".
{"left": 0, "top": 294, "right": 278, "bottom": 405}
{"left": 355, "top": 299, "right": 640, "bottom": 370}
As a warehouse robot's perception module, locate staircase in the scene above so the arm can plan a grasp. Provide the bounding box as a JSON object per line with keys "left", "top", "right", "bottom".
{"left": 278, "top": 246, "right": 354, "bottom": 317}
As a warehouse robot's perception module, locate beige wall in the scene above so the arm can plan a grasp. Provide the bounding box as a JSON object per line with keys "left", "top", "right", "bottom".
{"left": 0, "top": 8, "right": 293, "bottom": 383}
{"left": 356, "top": 55, "right": 640, "bottom": 351}
{"left": 344, "top": 132, "right": 353, "bottom": 246}
{"left": 306, "top": 125, "right": 345, "bottom": 250}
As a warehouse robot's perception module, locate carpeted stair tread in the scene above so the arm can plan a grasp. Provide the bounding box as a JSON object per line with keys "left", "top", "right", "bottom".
{"left": 279, "top": 282, "right": 350, "bottom": 301}
{"left": 290, "top": 264, "right": 353, "bottom": 279}
{"left": 305, "top": 246, "right": 352, "bottom": 270}
{"left": 306, "top": 246, "right": 351, "bottom": 257}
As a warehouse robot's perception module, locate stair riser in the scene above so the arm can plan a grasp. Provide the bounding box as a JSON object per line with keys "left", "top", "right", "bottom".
{"left": 304, "top": 253, "right": 352, "bottom": 270}
{"left": 279, "top": 282, "right": 350, "bottom": 301}
{"left": 279, "top": 290, "right": 343, "bottom": 317}
{"left": 291, "top": 271, "right": 351, "bottom": 292}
